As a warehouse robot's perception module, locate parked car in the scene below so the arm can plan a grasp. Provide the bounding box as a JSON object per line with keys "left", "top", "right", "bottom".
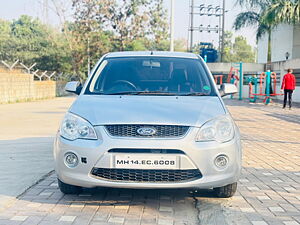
{"left": 54, "top": 51, "right": 242, "bottom": 198}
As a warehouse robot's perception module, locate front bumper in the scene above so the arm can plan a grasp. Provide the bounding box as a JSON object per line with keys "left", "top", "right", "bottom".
{"left": 54, "top": 126, "right": 242, "bottom": 189}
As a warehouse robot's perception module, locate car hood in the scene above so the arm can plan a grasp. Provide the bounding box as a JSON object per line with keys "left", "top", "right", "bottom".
{"left": 69, "top": 95, "right": 226, "bottom": 127}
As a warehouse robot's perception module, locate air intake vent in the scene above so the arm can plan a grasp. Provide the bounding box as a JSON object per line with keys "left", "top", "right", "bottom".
{"left": 91, "top": 168, "right": 202, "bottom": 182}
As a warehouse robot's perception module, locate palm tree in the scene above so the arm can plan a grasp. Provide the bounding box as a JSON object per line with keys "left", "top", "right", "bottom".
{"left": 261, "top": 0, "right": 300, "bottom": 26}
{"left": 233, "top": 0, "right": 299, "bottom": 62}
{"left": 233, "top": 0, "right": 273, "bottom": 61}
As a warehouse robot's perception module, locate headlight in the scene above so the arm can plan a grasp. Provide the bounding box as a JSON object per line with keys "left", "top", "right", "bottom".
{"left": 196, "top": 115, "right": 234, "bottom": 143}
{"left": 60, "top": 112, "right": 97, "bottom": 141}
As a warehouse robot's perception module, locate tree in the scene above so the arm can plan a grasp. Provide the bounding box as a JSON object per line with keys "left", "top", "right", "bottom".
{"left": 234, "top": 0, "right": 300, "bottom": 62}
{"left": 0, "top": 1, "right": 171, "bottom": 81}
{"left": 148, "top": 0, "right": 169, "bottom": 50}
{"left": 223, "top": 31, "right": 234, "bottom": 62}
{"left": 233, "top": 0, "right": 271, "bottom": 61}
{"left": 174, "top": 39, "right": 187, "bottom": 52}
{"left": 232, "top": 36, "right": 256, "bottom": 62}
{"left": 0, "top": 19, "right": 11, "bottom": 61}
{"left": 0, "top": 15, "right": 71, "bottom": 73}
{"left": 261, "top": 0, "right": 300, "bottom": 26}
{"left": 72, "top": 0, "right": 150, "bottom": 51}
{"left": 223, "top": 31, "right": 255, "bottom": 63}
{"left": 72, "top": 0, "right": 169, "bottom": 51}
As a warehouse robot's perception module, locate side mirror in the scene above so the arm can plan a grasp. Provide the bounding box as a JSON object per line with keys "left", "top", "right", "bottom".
{"left": 65, "top": 81, "right": 82, "bottom": 95}
{"left": 219, "top": 83, "right": 238, "bottom": 97}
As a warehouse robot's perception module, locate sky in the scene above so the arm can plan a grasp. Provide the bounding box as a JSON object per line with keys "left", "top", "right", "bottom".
{"left": 0, "top": 0, "right": 257, "bottom": 48}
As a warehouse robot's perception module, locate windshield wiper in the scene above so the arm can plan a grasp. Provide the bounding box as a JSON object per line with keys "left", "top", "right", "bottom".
{"left": 178, "top": 92, "right": 209, "bottom": 96}
{"left": 104, "top": 91, "right": 177, "bottom": 95}
{"left": 104, "top": 91, "right": 143, "bottom": 95}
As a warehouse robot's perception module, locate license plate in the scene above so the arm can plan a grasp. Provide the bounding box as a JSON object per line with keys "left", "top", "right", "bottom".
{"left": 114, "top": 154, "right": 177, "bottom": 169}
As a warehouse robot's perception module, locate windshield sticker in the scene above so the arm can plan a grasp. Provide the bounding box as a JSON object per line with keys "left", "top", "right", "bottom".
{"left": 203, "top": 86, "right": 210, "bottom": 91}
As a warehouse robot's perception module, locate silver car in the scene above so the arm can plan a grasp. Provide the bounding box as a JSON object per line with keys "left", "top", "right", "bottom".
{"left": 54, "top": 51, "right": 242, "bottom": 198}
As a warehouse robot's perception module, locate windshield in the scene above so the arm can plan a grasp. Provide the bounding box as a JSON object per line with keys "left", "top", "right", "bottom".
{"left": 85, "top": 57, "right": 216, "bottom": 96}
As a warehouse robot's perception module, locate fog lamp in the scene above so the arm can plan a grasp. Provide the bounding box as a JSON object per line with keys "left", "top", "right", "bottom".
{"left": 214, "top": 155, "right": 228, "bottom": 169}
{"left": 65, "top": 152, "right": 78, "bottom": 168}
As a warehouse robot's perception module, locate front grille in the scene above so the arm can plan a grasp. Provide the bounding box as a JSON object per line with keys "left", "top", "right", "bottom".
{"left": 105, "top": 125, "right": 189, "bottom": 138}
{"left": 91, "top": 168, "right": 202, "bottom": 182}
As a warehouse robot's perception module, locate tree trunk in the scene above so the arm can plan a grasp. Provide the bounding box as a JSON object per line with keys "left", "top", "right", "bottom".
{"left": 267, "top": 30, "right": 271, "bottom": 63}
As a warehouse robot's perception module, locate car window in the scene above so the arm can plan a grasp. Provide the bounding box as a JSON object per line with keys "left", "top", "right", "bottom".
{"left": 86, "top": 57, "right": 216, "bottom": 96}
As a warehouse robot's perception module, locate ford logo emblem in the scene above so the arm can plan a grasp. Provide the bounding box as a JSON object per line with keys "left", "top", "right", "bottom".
{"left": 137, "top": 127, "right": 157, "bottom": 136}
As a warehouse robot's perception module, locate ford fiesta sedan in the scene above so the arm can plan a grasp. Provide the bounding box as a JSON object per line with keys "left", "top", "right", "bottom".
{"left": 54, "top": 51, "right": 242, "bottom": 198}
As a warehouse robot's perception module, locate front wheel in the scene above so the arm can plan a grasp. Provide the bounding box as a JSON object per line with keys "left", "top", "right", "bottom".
{"left": 58, "top": 179, "right": 82, "bottom": 194}
{"left": 213, "top": 182, "right": 237, "bottom": 198}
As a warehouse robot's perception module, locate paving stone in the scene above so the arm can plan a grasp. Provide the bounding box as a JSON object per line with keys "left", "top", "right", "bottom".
{"left": 269, "top": 207, "right": 285, "bottom": 212}
{"left": 70, "top": 203, "right": 85, "bottom": 208}
{"left": 159, "top": 206, "right": 173, "bottom": 212}
{"left": 59, "top": 216, "right": 76, "bottom": 222}
{"left": 251, "top": 221, "right": 269, "bottom": 225}
{"left": 241, "top": 207, "right": 256, "bottom": 213}
{"left": 10, "top": 216, "right": 28, "bottom": 222}
{"left": 283, "top": 221, "right": 300, "bottom": 225}
{"left": 263, "top": 173, "right": 273, "bottom": 176}
{"left": 158, "top": 218, "right": 174, "bottom": 225}
{"left": 247, "top": 187, "right": 260, "bottom": 191}
{"left": 114, "top": 205, "right": 129, "bottom": 210}
{"left": 20, "top": 216, "right": 44, "bottom": 225}
{"left": 257, "top": 196, "right": 271, "bottom": 201}
{"left": 108, "top": 217, "right": 125, "bottom": 224}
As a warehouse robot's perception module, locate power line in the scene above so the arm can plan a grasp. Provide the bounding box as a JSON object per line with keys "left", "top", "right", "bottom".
{"left": 188, "top": 0, "right": 226, "bottom": 61}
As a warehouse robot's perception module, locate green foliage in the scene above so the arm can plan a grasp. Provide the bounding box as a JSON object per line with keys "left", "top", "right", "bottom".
{"left": 174, "top": 39, "right": 187, "bottom": 52}
{"left": 0, "top": 0, "right": 171, "bottom": 80}
{"left": 126, "top": 39, "right": 148, "bottom": 51}
{"left": 223, "top": 31, "right": 256, "bottom": 63}
{"left": 261, "top": 0, "right": 300, "bottom": 26}
{"left": 0, "top": 15, "right": 71, "bottom": 73}
{"left": 0, "top": 19, "right": 11, "bottom": 61}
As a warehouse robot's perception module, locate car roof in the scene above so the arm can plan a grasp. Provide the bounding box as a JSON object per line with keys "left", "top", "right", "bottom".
{"left": 105, "top": 51, "right": 199, "bottom": 59}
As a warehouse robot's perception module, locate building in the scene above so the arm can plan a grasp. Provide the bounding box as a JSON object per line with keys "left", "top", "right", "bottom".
{"left": 257, "top": 24, "right": 300, "bottom": 63}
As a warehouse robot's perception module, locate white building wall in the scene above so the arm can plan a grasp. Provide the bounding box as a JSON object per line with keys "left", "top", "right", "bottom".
{"left": 257, "top": 33, "right": 268, "bottom": 64}
{"left": 293, "top": 25, "right": 300, "bottom": 59}
{"left": 271, "top": 24, "right": 294, "bottom": 62}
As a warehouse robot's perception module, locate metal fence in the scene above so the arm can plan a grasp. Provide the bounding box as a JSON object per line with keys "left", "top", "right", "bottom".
{"left": 0, "top": 60, "right": 73, "bottom": 81}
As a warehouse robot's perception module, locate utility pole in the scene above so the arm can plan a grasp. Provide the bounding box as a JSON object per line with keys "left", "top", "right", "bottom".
{"left": 87, "top": 37, "right": 91, "bottom": 76}
{"left": 221, "top": 0, "right": 226, "bottom": 62}
{"left": 188, "top": 1, "right": 226, "bottom": 60}
{"left": 43, "top": 0, "right": 49, "bottom": 24}
{"left": 189, "top": 0, "right": 194, "bottom": 52}
{"left": 170, "top": 0, "right": 175, "bottom": 52}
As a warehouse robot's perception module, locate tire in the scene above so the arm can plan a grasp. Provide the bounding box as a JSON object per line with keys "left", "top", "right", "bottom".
{"left": 58, "top": 179, "right": 82, "bottom": 194}
{"left": 213, "top": 182, "right": 237, "bottom": 198}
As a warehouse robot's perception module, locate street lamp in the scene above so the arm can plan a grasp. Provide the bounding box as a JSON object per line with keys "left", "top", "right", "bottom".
{"left": 285, "top": 52, "right": 290, "bottom": 60}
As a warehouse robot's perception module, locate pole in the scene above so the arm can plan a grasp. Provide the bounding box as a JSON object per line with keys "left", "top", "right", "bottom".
{"left": 189, "top": 0, "right": 194, "bottom": 52}
{"left": 265, "top": 70, "right": 271, "bottom": 104}
{"left": 221, "top": 0, "right": 225, "bottom": 62}
{"left": 170, "top": 0, "right": 175, "bottom": 52}
{"left": 239, "top": 62, "right": 243, "bottom": 100}
{"left": 87, "top": 37, "right": 90, "bottom": 76}
{"left": 254, "top": 77, "right": 258, "bottom": 102}
{"left": 218, "top": 15, "right": 221, "bottom": 61}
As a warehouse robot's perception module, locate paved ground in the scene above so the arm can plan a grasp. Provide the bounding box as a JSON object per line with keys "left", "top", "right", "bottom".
{"left": 0, "top": 97, "right": 75, "bottom": 211}
{"left": 0, "top": 98, "right": 299, "bottom": 225}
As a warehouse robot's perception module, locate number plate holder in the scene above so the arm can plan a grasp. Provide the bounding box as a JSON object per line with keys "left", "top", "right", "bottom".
{"left": 114, "top": 154, "right": 178, "bottom": 169}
